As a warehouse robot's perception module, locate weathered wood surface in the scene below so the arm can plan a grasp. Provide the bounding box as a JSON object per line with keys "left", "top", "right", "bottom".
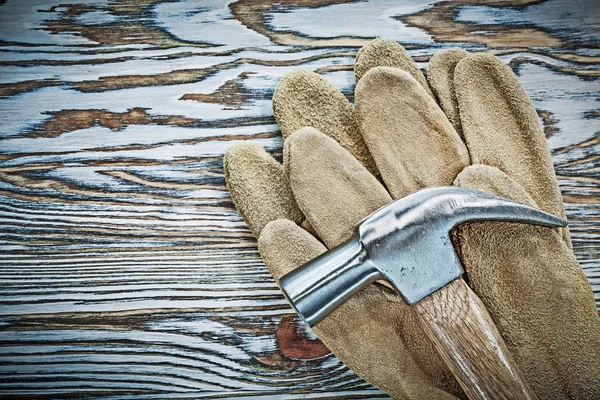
{"left": 0, "top": 0, "right": 598, "bottom": 398}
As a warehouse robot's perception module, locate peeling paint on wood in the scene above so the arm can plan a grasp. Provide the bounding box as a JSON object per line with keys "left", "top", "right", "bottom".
{"left": 0, "top": 0, "right": 598, "bottom": 398}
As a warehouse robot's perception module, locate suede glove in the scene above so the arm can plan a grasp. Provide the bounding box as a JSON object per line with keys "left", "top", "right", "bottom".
{"left": 224, "top": 38, "right": 600, "bottom": 399}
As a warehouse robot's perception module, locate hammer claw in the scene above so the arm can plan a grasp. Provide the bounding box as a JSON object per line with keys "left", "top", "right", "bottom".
{"left": 447, "top": 191, "right": 567, "bottom": 230}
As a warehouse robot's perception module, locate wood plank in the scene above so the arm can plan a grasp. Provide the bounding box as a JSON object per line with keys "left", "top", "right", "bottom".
{"left": 0, "top": 0, "right": 598, "bottom": 397}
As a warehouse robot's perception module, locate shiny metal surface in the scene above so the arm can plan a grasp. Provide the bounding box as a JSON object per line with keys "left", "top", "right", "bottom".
{"left": 280, "top": 238, "right": 381, "bottom": 327}
{"left": 280, "top": 186, "right": 567, "bottom": 328}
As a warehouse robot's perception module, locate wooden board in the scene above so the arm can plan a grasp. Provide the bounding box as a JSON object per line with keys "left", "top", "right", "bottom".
{"left": 0, "top": 0, "right": 598, "bottom": 397}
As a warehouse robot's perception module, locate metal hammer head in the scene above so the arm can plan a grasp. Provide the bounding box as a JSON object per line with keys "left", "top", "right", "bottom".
{"left": 279, "top": 186, "right": 566, "bottom": 327}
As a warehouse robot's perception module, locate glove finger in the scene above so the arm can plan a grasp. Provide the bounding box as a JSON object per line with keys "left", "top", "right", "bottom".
{"left": 454, "top": 164, "right": 600, "bottom": 398}
{"left": 285, "top": 127, "right": 390, "bottom": 248}
{"left": 453, "top": 54, "right": 570, "bottom": 245}
{"left": 272, "top": 70, "right": 377, "bottom": 175}
{"left": 284, "top": 127, "right": 463, "bottom": 396}
{"left": 354, "top": 38, "right": 434, "bottom": 98}
{"left": 259, "top": 219, "right": 326, "bottom": 279}
{"left": 259, "top": 219, "right": 461, "bottom": 399}
{"left": 355, "top": 66, "right": 470, "bottom": 199}
{"left": 426, "top": 48, "right": 470, "bottom": 137}
{"left": 224, "top": 143, "right": 303, "bottom": 237}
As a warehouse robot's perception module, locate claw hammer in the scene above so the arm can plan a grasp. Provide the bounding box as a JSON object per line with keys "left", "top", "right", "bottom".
{"left": 280, "top": 187, "right": 566, "bottom": 400}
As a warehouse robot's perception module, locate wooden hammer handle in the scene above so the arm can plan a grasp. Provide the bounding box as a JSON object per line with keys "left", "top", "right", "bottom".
{"left": 415, "top": 278, "right": 537, "bottom": 400}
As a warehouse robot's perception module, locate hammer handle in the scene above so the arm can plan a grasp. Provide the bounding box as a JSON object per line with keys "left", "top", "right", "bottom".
{"left": 415, "top": 278, "right": 537, "bottom": 400}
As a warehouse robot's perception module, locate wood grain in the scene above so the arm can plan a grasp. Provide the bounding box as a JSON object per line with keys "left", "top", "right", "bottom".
{"left": 416, "top": 279, "right": 536, "bottom": 400}
{"left": 0, "top": 0, "right": 598, "bottom": 398}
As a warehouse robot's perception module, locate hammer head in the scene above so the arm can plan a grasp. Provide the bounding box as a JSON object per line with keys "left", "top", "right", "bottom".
{"left": 280, "top": 186, "right": 566, "bottom": 327}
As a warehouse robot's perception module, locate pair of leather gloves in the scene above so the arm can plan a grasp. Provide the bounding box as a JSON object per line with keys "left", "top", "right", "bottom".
{"left": 224, "top": 38, "right": 600, "bottom": 399}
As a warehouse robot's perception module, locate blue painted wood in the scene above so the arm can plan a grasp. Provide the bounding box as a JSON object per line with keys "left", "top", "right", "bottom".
{"left": 0, "top": 0, "right": 598, "bottom": 397}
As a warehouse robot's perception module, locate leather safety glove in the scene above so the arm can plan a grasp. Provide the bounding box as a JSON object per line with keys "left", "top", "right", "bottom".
{"left": 224, "top": 38, "right": 600, "bottom": 399}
